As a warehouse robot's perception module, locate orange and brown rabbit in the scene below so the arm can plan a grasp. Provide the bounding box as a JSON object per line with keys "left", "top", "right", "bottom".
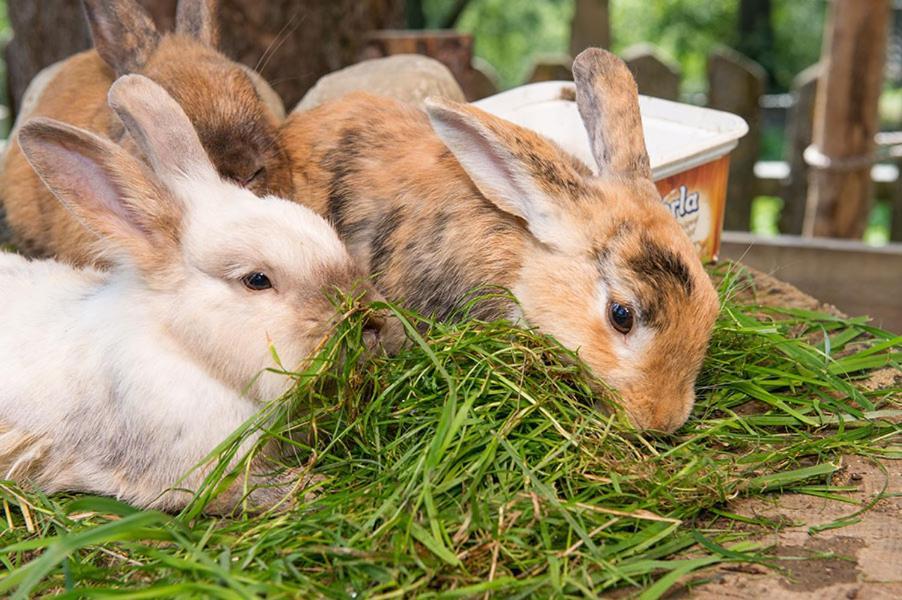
{"left": 280, "top": 48, "right": 720, "bottom": 432}
{"left": 0, "top": 0, "right": 291, "bottom": 266}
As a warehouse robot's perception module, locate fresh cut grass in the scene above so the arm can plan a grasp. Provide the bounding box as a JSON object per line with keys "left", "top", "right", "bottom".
{"left": 1, "top": 264, "right": 900, "bottom": 598}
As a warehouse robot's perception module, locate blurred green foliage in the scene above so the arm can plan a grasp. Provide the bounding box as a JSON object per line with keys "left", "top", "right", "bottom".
{"left": 750, "top": 195, "right": 782, "bottom": 237}
{"left": 750, "top": 196, "right": 894, "bottom": 245}
{"left": 418, "top": 0, "right": 573, "bottom": 89}
{"left": 864, "top": 201, "right": 893, "bottom": 246}
{"left": 419, "top": 0, "right": 829, "bottom": 95}
{"left": 0, "top": 0, "right": 9, "bottom": 135}
{"left": 611, "top": 0, "right": 738, "bottom": 96}
{"left": 881, "top": 87, "right": 902, "bottom": 128}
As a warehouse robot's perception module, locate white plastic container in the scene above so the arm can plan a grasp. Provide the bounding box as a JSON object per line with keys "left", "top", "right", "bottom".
{"left": 473, "top": 81, "right": 748, "bottom": 262}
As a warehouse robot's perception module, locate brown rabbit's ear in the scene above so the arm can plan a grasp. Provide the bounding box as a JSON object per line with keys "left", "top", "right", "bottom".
{"left": 176, "top": 0, "right": 219, "bottom": 48}
{"left": 426, "top": 99, "right": 581, "bottom": 252}
{"left": 82, "top": 0, "right": 160, "bottom": 76}
{"left": 17, "top": 118, "right": 182, "bottom": 270}
{"left": 108, "top": 74, "right": 218, "bottom": 186}
{"left": 573, "top": 48, "right": 651, "bottom": 179}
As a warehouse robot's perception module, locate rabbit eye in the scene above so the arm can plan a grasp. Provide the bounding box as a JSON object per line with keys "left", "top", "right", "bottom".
{"left": 248, "top": 167, "right": 265, "bottom": 183}
{"left": 608, "top": 302, "right": 634, "bottom": 334}
{"left": 242, "top": 272, "right": 272, "bottom": 291}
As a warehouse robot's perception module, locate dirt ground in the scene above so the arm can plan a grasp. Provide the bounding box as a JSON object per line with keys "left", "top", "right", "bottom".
{"left": 672, "top": 267, "right": 901, "bottom": 599}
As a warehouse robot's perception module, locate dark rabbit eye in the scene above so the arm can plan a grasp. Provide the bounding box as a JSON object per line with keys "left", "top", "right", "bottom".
{"left": 242, "top": 272, "right": 272, "bottom": 291}
{"left": 608, "top": 302, "right": 634, "bottom": 334}
{"left": 248, "top": 167, "right": 265, "bottom": 183}
{"left": 231, "top": 167, "right": 265, "bottom": 187}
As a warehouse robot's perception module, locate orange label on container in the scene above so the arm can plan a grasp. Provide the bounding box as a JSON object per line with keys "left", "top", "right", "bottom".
{"left": 654, "top": 155, "right": 731, "bottom": 263}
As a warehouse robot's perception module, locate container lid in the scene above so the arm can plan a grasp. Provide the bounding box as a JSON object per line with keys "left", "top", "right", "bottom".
{"left": 472, "top": 81, "right": 749, "bottom": 180}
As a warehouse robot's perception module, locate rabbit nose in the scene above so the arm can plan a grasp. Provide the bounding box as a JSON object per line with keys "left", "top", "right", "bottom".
{"left": 235, "top": 172, "right": 256, "bottom": 187}
{"left": 362, "top": 315, "right": 383, "bottom": 351}
{"left": 229, "top": 166, "right": 264, "bottom": 188}
{"left": 362, "top": 312, "right": 405, "bottom": 355}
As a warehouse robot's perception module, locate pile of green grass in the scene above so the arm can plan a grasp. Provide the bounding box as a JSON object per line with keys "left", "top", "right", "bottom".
{"left": 1, "top": 266, "right": 899, "bottom": 598}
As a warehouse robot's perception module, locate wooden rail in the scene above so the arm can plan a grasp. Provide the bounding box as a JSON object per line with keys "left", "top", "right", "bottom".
{"left": 720, "top": 232, "right": 902, "bottom": 332}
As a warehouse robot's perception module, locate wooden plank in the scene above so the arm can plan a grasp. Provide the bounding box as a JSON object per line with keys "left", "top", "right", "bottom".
{"left": 708, "top": 47, "right": 766, "bottom": 232}
{"left": 622, "top": 43, "right": 680, "bottom": 101}
{"left": 804, "top": 0, "right": 890, "bottom": 238}
{"left": 778, "top": 64, "right": 819, "bottom": 235}
{"left": 719, "top": 231, "right": 902, "bottom": 332}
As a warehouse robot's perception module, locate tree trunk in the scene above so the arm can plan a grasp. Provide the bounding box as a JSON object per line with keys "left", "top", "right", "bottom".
{"left": 736, "top": 0, "right": 775, "bottom": 91}
{"left": 570, "top": 0, "right": 610, "bottom": 57}
{"left": 3, "top": 0, "right": 403, "bottom": 120}
{"left": 3, "top": 0, "right": 177, "bottom": 120}
{"left": 804, "top": 0, "right": 890, "bottom": 239}
{"left": 217, "top": 0, "right": 403, "bottom": 110}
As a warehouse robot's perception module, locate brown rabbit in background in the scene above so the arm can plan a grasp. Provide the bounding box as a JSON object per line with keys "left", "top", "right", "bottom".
{"left": 0, "top": 0, "right": 292, "bottom": 266}
{"left": 280, "top": 48, "right": 720, "bottom": 432}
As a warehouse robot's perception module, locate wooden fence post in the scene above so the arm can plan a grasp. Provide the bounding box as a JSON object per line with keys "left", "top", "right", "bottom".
{"left": 526, "top": 55, "right": 573, "bottom": 83}
{"left": 803, "top": 0, "right": 890, "bottom": 239}
{"left": 707, "top": 46, "right": 766, "bottom": 231}
{"left": 461, "top": 59, "right": 500, "bottom": 101}
{"left": 891, "top": 150, "right": 902, "bottom": 243}
{"left": 779, "top": 63, "right": 820, "bottom": 235}
{"left": 570, "top": 0, "right": 610, "bottom": 56}
{"left": 622, "top": 43, "right": 680, "bottom": 101}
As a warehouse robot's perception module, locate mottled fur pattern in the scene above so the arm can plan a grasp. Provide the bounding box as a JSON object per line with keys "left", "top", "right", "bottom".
{"left": 281, "top": 48, "right": 720, "bottom": 432}
{"left": 0, "top": 76, "right": 391, "bottom": 512}
{"left": 0, "top": 0, "right": 291, "bottom": 267}
{"left": 284, "top": 99, "right": 528, "bottom": 322}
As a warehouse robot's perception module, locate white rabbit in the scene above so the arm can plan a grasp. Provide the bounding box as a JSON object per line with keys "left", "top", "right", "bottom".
{"left": 0, "top": 0, "right": 291, "bottom": 267}
{"left": 0, "top": 74, "right": 392, "bottom": 513}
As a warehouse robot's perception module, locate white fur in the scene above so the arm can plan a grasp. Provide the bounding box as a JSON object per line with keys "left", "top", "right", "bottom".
{"left": 0, "top": 252, "right": 258, "bottom": 505}
{"left": 167, "top": 175, "right": 354, "bottom": 401}
{"left": 0, "top": 76, "right": 360, "bottom": 511}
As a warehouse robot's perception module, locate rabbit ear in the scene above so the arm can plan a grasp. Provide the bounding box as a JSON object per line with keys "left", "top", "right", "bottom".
{"left": 176, "top": 0, "right": 219, "bottom": 47}
{"left": 426, "top": 99, "right": 583, "bottom": 251}
{"left": 82, "top": 0, "right": 161, "bottom": 77}
{"left": 17, "top": 118, "right": 182, "bottom": 270}
{"left": 108, "top": 74, "right": 217, "bottom": 186}
{"left": 573, "top": 48, "right": 651, "bottom": 179}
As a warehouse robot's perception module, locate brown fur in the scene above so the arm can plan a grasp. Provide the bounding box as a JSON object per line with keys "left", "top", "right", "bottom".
{"left": 281, "top": 49, "right": 720, "bottom": 432}
{"left": 18, "top": 118, "right": 183, "bottom": 283}
{"left": 0, "top": 0, "right": 290, "bottom": 267}
{"left": 283, "top": 97, "right": 530, "bottom": 321}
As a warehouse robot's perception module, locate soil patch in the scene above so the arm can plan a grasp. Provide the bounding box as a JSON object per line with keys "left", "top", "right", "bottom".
{"left": 676, "top": 266, "right": 902, "bottom": 599}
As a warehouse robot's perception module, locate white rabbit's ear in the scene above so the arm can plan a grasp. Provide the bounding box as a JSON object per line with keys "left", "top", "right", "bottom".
{"left": 17, "top": 118, "right": 182, "bottom": 270}
{"left": 108, "top": 74, "right": 218, "bottom": 186}
{"left": 573, "top": 48, "right": 651, "bottom": 179}
{"left": 176, "top": 0, "right": 219, "bottom": 48}
{"left": 82, "top": 0, "right": 161, "bottom": 77}
{"left": 426, "top": 99, "right": 579, "bottom": 251}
